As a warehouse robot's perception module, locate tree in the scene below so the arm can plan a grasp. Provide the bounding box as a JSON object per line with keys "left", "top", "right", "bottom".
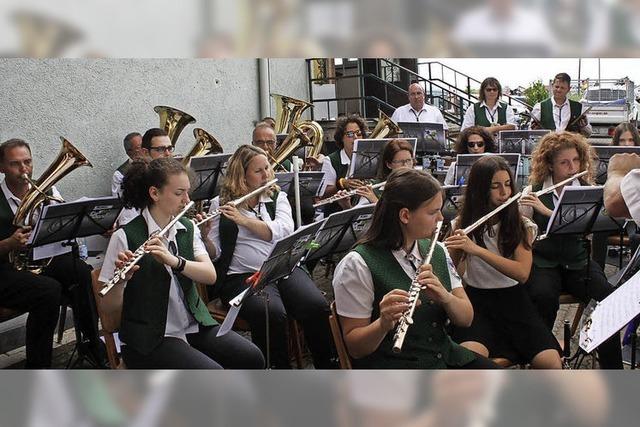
{"left": 523, "top": 80, "right": 549, "bottom": 106}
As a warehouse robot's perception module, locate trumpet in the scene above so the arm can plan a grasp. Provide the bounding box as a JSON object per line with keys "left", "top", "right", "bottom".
{"left": 392, "top": 220, "right": 443, "bottom": 353}
{"left": 193, "top": 179, "right": 278, "bottom": 226}
{"left": 99, "top": 201, "right": 195, "bottom": 297}
{"left": 313, "top": 181, "right": 386, "bottom": 208}
{"left": 521, "top": 170, "right": 588, "bottom": 199}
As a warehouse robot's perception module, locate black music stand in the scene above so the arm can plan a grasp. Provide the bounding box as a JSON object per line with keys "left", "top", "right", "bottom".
{"left": 216, "top": 220, "right": 325, "bottom": 367}
{"left": 593, "top": 146, "right": 640, "bottom": 185}
{"left": 305, "top": 204, "right": 375, "bottom": 264}
{"left": 442, "top": 185, "right": 466, "bottom": 224}
{"left": 276, "top": 171, "right": 325, "bottom": 200}
{"left": 454, "top": 153, "right": 520, "bottom": 187}
{"left": 398, "top": 122, "right": 447, "bottom": 155}
{"left": 189, "top": 154, "right": 231, "bottom": 202}
{"left": 498, "top": 130, "right": 549, "bottom": 155}
{"left": 30, "top": 196, "right": 122, "bottom": 368}
{"left": 347, "top": 138, "right": 417, "bottom": 179}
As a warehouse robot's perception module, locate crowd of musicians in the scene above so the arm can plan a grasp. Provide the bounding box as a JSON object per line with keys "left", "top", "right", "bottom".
{"left": 2, "top": 71, "right": 640, "bottom": 369}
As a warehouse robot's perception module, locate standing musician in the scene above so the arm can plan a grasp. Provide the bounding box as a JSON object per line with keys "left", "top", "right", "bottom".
{"left": 332, "top": 168, "right": 497, "bottom": 368}
{"left": 0, "top": 138, "right": 104, "bottom": 367}
{"left": 202, "top": 145, "right": 334, "bottom": 369}
{"left": 445, "top": 156, "right": 562, "bottom": 368}
{"left": 460, "top": 77, "right": 517, "bottom": 135}
{"left": 529, "top": 72, "right": 592, "bottom": 137}
{"left": 99, "top": 157, "right": 264, "bottom": 369}
{"left": 444, "top": 126, "right": 497, "bottom": 186}
{"left": 519, "top": 131, "right": 622, "bottom": 368}
{"left": 390, "top": 83, "right": 449, "bottom": 131}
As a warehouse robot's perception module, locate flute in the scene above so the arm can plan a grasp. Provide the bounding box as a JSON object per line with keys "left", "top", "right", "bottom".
{"left": 462, "top": 192, "right": 522, "bottom": 235}
{"left": 313, "top": 181, "right": 386, "bottom": 208}
{"left": 99, "top": 201, "right": 195, "bottom": 297}
{"left": 193, "top": 179, "right": 278, "bottom": 226}
{"left": 522, "top": 170, "right": 588, "bottom": 198}
{"left": 392, "top": 220, "right": 443, "bottom": 353}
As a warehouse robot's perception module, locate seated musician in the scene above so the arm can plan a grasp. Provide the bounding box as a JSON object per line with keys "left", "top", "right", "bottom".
{"left": 0, "top": 138, "right": 103, "bottom": 367}
{"left": 112, "top": 132, "right": 143, "bottom": 226}
{"left": 99, "top": 157, "right": 264, "bottom": 369}
{"left": 444, "top": 126, "right": 496, "bottom": 186}
{"left": 252, "top": 121, "right": 291, "bottom": 172}
{"left": 519, "top": 131, "right": 622, "bottom": 368}
{"left": 460, "top": 77, "right": 517, "bottom": 136}
{"left": 332, "top": 168, "right": 497, "bottom": 368}
{"left": 445, "top": 156, "right": 561, "bottom": 368}
{"left": 202, "top": 145, "right": 334, "bottom": 368}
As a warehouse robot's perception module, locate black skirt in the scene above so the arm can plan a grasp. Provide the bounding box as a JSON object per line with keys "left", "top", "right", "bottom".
{"left": 453, "top": 284, "right": 561, "bottom": 363}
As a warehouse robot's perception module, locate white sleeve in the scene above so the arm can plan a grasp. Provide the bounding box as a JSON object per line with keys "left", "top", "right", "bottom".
{"left": 529, "top": 103, "right": 542, "bottom": 129}
{"left": 192, "top": 225, "right": 208, "bottom": 258}
{"left": 444, "top": 161, "right": 456, "bottom": 185}
{"left": 460, "top": 105, "right": 475, "bottom": 131}
{"left": 206, "top": 197, "right": 222, "bottom": 261}
{"left": 621, "top": 169, "right": 640, "bottom": 226}
{"left": 112, "top": 170, "right": 123, "bottom": 197}
{"left": 321, "top": 156, "right": 338, "bottom": 188}
{"left": 505, "top": 104, "right": 517, "bottom": 126}
{"left": 439, "top": 242, "right": 462, "bottom": 290}
{"left": 264, "top": 192, "right": 295, "bottom": 242}
{"left": 390, "top": 107, "right": 401, "bottom": 123}
{"left": 98, "top": 228, "right": 128, "bottom": 284}
{"left": 332, "top": 251, "right": 375, "bottom": 319}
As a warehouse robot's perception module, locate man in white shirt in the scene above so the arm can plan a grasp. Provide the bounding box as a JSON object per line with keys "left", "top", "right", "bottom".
{"left": 112, "top": 132, "right": 142, "bottom": 226}
{"left": 391, "top": 83, "right": 449, "bottom": 131}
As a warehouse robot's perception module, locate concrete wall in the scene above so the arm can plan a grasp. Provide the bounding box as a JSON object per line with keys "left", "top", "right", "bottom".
{"left": 0, "top": 58, "right": 308, "bottom": 199}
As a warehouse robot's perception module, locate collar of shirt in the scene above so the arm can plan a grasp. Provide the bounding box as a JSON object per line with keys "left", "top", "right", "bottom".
{"left": 0, "top": 179, "right": 22, "bottom": 213}
{"left": 480, "top": 101, "right": 500, "bottom": 114}
{"left": 340, "top": 148, "right": 350, "bottom": 165}
{"left": 410, "top": 104, "right": 428, "bottom": 115}
{"left": 392, "top": 241, "right": 423, "bottom": 269}
{"left": 551, "top": 97, "right": 569, "bottom": 108}
{"left": 542, "top": 175, "right": 579, "bottom": 202}
{"left": 142, "top": 207, "right": 185, "bottom": 242}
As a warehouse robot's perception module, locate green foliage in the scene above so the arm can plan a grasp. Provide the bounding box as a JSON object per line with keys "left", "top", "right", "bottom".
{"left": 523, "top": 80, "right": 549, "bottom": 106}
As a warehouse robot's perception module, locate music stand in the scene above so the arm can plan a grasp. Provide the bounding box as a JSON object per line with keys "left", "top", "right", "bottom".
{"left": 442, "top": 185, "right": 466, "bottom": 224}
{"left": 498, "top": 130, "right": 549, "bottom": 155}
{"left": 347, "top": 138, "right": 417, "bottom": 179}
{"left": 29, "top": 196, "right": 122, "bottom": 368}
{"left": 275, "top": 171, "right": 325, "bottom": 200}
{"left": 305, "top": 204, "right": 375, "bottom": 263}
{"left": 593, "top": 146, "right": 640, "bottom": 184}
{"left": 397, "top": 122, "right": 446, "bottom": 155}
{"left": 454, "top": 154, "right": 520, "bottom": 187}
{"left": 188, "top": 153, "right": 231, "bottom": 201}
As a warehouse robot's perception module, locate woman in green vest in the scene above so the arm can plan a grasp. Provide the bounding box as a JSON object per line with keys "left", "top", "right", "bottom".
{"left": 460, "top": 77, "right": 516, "bottom": 136}
{"left": 98, "top": 157, "right": 264, "bottom": 369}
{"left": 332, "top": 168, "right": 498, "bottom": 368}
{"left": 445, "top": 156, "right": 562, "bottom": 368}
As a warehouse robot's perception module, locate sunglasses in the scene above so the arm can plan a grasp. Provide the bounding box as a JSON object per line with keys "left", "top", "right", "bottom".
{"left": 485, "top": 87, "right": 499, "bottom": 92}
{"left": 467, "top": 141, "right": 485, "bottom": 148}
{"left": 345, "top": 130, "right": 362, "bottom": 138}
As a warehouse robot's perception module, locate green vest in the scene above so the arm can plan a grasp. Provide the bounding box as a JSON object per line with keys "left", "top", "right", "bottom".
{"left": 352, "top": 239, "right": 476, "bottom": 369}
{"left": 539, "top": 98, "right": 582, "bottom": 131}
{"left": 328, "top": 150, "right": 349, "bottom": 182}
{"left": 120, "top": 214, "right": 216, "bottom": 355}
{"left": 116, "top": 160, "right": 131, "bottom": 176}
{"left": 473, "top": 102, "right": 507, "bottom": 126}
{"left": 531, "top": 182, "right": 587, "bottom": 270}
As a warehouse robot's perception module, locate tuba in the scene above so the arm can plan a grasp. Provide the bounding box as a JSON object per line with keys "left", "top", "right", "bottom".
{"left": 11, "top": 137, "right": 92, "bottom": 273}
{"left": 154, "top": 106, "right": 196, "bottom": 147}
{"left": 270, "top": 120, "right": 324, "bottom": 171}
{"left": 271, "top": 94, "right": 313, "bottom": 134}
{"left": 181, "top": 128, "right": 224, "bottom": 166}
{"left": 369, "top": 110, "right": 402, "bottom": 139}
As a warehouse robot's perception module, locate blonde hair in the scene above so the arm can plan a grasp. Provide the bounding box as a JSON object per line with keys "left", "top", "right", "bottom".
{"left": 220, "top": 144, "right": 276, "bottom": 205}
{"left": 528, "top": 131, "right": 594, "bottom": 185}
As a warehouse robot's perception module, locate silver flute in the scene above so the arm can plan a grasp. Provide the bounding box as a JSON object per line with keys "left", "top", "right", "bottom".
{"left": 193, "top": 179, "right": 278, "bottom": 226}
{"left": 312, "top": 181, "right": 386, "bottom": 208}
{"left": 521, "top": 170, "right": 588, "bottom": 198}
{"left": 392, "top": 220, "right": 443, "bottom": 353}
{"left": 462, "top": 191, "right": 522, "bottom": 235}
{"left": 98, "top": 201, "right": 195, "bottom": 297}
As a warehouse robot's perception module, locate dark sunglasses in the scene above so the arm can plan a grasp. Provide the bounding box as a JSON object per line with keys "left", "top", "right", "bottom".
{"left": 467, "top": 141, "right": 485, "bottom": 148}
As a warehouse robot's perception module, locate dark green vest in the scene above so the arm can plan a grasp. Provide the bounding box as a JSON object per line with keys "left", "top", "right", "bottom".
{"left": 531, "top": 182, "right": 587, "bottom": 270}
{"left": 352, "top": 240, "right": 476, "bottom": 369}
{"left": 120, "top": 214, "right": 216, "bottom": 355}
{"left": 328, "top": 150, "right": 349, "bottom": 182}
{"left": 473, "top": 102, "right": 508, "bottom": 126}
{"left": 116, "top": 160, "right": 131, "bottom": 175}
{"left": 539, "top": 98, "right": 582, "bottom": 131}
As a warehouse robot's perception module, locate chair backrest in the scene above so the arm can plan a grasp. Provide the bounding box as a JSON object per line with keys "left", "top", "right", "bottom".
{"left": 90, "top": 268, "right": 124, "bottom": 369}
{"left": 329, "top": 301, "right": 352, "bottom": 369}
{"left": 0, "top": 307, "right": 23, "bottom": 323}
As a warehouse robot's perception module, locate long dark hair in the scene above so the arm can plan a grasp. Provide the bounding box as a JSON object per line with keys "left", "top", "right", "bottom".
{"left": 122, "top": 157, "right": 188, "bottom": 210}
{"left": 454, "top": 126, "right": 496, "bottom": 154}
{"left": 612, "top": 122, "right": 640, "bottom": 146}
{"left": 377, "top": 138, "right": 414, "bottom": 180}
{"left": 458, "top": 156, "right": 530, "bottom": 258}
{"left": 358, "top": 168, "right": 441, "bottom": 250}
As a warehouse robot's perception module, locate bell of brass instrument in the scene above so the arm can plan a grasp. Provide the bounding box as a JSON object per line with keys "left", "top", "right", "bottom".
{"left": 154, "top": 106, "right": 196, "bottom": 147}
{"left": 181, "top": 128, "right": 224, "bottom": 166}
{"left": 270, "top": 121, "right": 324, "bottom": 171}
{"left": 11, "top": 137, "right": 93, "bottom": 273}
{"left": 271, "top": 94, "right": 313, "bottom": 134}
{"left": 369, "top": 110, "right": 403, "bottom": 139}
{"left": 13, "top": 11, "right": 82, "bottom": 58}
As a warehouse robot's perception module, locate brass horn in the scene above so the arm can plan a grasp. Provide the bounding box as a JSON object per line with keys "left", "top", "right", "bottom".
{"left": 181, "top": 128, "right": 224, "bottom": 166}
{"left": 270, "top": 120, "right": 324, "bottom": 171}
{"left": 11, "top": 137, "right": 92, "bottom": 273}
{"left": 271, "top": 94, "right": 313, "bottom": 134}
{"left": 369, "top": 110, "right": 403, "bottom": 139}
{"left": 154, "top": 105, "right": 196, "bottom": 147}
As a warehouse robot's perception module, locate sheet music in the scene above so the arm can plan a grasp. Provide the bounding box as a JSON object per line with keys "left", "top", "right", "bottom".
{"left": 579, "top": 268, "right": 640, "bottom": 353}
{"left": 216, "top": 288, "right": 249, "bottom": 337}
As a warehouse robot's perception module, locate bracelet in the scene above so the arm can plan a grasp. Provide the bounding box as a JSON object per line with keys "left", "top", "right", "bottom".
{"left": 172, "top": 256, "right": 187, "bottom": 273}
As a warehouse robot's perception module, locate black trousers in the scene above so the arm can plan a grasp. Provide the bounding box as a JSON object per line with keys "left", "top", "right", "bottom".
{"left": 220, "top": 267, "right": 334, "bottom": 369}
{"left": 122, "top": 325, "right": 265, "bottom": 369}
{"left": 525, "top": 262, "right": 623, "bottom": 369}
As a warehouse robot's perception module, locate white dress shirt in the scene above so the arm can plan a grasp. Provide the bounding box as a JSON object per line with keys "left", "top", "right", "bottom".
{"left": 206, "top": 191, "right": 294, "bottom": 275}
{"left": 99, "top": 207, "right": 208, "bottom": 343}
{"left": 321, "top": 148, "right": 350, "bottom": 187}
{"left": 390, "top": 103, "right": 449, "bottom": 130}
{"left": 460, "top": 101, "right": 516, "bottom": 131}
{"left": 333, "top": 242, "right": 462, "bottom": 319}
{"left": 111, "top": 161, "right": 140, "bottom": 226}
{"left": 530, "top": 97, "right": 592, "bottom": 134}
{"left": 621, "top": 169, "right": 640, "bottom": 226}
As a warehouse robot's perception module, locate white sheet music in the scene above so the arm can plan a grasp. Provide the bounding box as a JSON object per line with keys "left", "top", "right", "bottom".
{"left": 216, "top": 288, "right": 249, "bottom": 337}
{"left": 579, "top": 268, "right": 640, "bottom": 353}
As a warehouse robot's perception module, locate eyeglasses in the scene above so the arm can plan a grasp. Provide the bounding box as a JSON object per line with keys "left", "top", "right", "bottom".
{"left": 390, "top": 159, "right": 414, "bottom": 166}
{"left": 254, "top": 140, "right": 276, "bottom": 146}
{"left": 150, "top": 145, "right": 174, "bottom": 153}
{"left": 485, "top": 87, "right": 499, "bottom": 92}
{"left": 345, "top": 130, "right": 362, "bottom": 138}
{"left": 467, "top": 141, "right": 485, "bottom": 148}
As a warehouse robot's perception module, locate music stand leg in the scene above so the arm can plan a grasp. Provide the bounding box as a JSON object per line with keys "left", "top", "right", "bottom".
{"left": 631, "top": 330, "right": 637, "bottom": 370}
{"left": 257, "top": 288, "right": 271, "bottom": 369}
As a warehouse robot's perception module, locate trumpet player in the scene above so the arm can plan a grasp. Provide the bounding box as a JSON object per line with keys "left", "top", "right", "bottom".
{"left": 445, "top": 156, "right": 561, "bottom": 368}
{"left": 0, "top": 138, "right": 103, "bottom": 367}
{"left": 112, "top": 132, "right": 142, "bottom": 226}
{"left": 520, "top": 131, "right": 622, "bottom": 368}
{"left": 332, "top": 168, "right": 496, "bottom": 368}
{"left": 99, "top": 157, "right": 264, "bottom": 369}
{"left": 252, "top": 121, "right": 291, "bottom": 171}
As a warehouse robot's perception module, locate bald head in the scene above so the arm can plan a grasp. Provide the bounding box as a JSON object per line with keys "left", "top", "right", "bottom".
{"left": 408, "top": 83, "right": 425, "bottom": 111}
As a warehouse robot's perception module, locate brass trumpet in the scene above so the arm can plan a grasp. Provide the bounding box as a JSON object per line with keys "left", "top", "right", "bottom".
{"left": 369, "top": 110, "right": 402, "bottom": 139}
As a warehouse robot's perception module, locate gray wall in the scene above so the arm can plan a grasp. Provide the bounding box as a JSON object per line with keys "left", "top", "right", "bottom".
{"left": 0, "top": 58, "right": 308, "bottom": 199}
